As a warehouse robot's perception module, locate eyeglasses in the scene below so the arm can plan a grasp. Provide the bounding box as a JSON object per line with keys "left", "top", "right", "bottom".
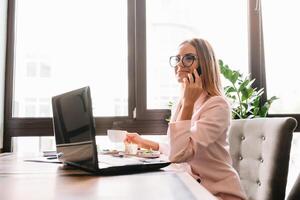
{"left": 169, "top": 54, "right": 198, "bottom": 68}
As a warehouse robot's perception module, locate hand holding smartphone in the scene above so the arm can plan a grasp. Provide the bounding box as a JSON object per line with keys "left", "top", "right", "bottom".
{"left": 192, "top": 66, "right": 202, "bottom": 82}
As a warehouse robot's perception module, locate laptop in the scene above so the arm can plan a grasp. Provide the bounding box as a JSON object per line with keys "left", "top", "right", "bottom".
{"left": 51, "top": 86, "right": 170, "bottom": 175}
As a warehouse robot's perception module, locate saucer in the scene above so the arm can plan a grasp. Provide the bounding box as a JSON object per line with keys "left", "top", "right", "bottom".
{"left": 99, "top": 149, "right": 119, "bottom": 155}
{"left": 136, "top": 150, "right": 160, "bottom": 158}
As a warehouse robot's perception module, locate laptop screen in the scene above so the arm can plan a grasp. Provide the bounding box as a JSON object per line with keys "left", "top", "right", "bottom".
{"left": 52, "top": 86, "right": 99, "bottom": 171}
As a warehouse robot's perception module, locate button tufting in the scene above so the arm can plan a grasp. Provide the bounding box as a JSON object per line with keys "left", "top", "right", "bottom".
{"left": 259, "top": 158, "right": 264, "bottom": 163}
{"left": 261, "top": 136, "right": 266, "bottom": 140}
{"left": 257, "top": 180, "right": 261, "bottom": 186}
{"left": 241, "top": 136, "right": 245, "bottom": 141}
{"left": 238, "top": 156, "right": 243, "bottom": 160}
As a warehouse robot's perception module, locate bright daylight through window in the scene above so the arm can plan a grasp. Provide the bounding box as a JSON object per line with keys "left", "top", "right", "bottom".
{"left": 262, "top": 0, "right": 300, "bottom": 114}
{"left": 13, "top": 0, "right": 128, "bottom": 117}
{"left": 146, "top": 0, "right": 248, "bottom": 109}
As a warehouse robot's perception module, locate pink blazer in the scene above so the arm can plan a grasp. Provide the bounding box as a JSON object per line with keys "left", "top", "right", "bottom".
{"left": 159, "top": 92, "right": 247, "bottom": 200}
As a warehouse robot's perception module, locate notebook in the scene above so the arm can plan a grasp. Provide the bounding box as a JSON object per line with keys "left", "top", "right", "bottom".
{"left": 51, "top": 86, "right": 170, "bottom": 175}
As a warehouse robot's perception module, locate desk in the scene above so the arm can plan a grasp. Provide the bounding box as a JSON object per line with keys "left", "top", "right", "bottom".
{"left": 0, "top": 153, "right": 217, "bottom": 200}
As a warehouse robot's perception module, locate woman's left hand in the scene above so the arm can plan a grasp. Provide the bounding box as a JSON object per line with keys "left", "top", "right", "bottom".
{"left": 180, "top": 69, "right": 203, "bottom": 107}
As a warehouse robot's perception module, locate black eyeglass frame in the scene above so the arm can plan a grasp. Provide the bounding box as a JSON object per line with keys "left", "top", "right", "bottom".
{"left": 169, "top": 54, "right": 198, "bottom": 68}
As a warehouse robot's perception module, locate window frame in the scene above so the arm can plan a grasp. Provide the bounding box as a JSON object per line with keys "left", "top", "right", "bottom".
{"left": 248, "top": 0, "right": 300, "bottom": 131}
{"left": 135, "top": 0, "right": 170, "bottom": 120}
{"left": 3, "top": 0, "right": 168, "bottom": 152}
{"left": 3, "top": 0, "right": 299, "bottom": 152}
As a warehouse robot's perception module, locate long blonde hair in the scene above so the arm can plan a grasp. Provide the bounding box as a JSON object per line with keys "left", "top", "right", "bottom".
{"left": 180, "top": 38, "right": 223, "bottom": 96}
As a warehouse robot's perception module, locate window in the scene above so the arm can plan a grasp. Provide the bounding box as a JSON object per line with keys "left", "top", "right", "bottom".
{"left": 13, "top": 0, "right": 128, "bottom": 118}
{"left": 26, "top": 61, "right": 37, "bottom": 77}
{"left": 146, "top": 0, "right": 249, "bottom": 109}
{"left": 261, "top": 0, "right": 300, "bottom": 114}
{"left": 4, "top": 0, "right": 250, "bottom": 152}
{"left": 40, "top": 63, "right": 51, "bottom": 78}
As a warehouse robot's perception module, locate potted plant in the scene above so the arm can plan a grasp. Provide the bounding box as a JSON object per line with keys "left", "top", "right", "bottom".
{"left": 219, "top": 59, "right": 278, "bottom": 119}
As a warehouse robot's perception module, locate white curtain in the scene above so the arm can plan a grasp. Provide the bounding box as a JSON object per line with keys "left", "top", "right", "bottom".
{"left": 0, "top": 0, "right": 8, "bottom": 150}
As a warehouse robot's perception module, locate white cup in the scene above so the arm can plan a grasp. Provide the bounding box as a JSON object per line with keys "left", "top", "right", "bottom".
{"left": 126, "top": 143, "right": 138, "bottom": 155}
{"left": 107, "top": 129, "right": 127, "bottom": 143}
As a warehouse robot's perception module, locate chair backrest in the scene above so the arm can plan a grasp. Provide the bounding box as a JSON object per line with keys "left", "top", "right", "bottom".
{"left": 228, "top": 117, "right": 297, "bottom": 200}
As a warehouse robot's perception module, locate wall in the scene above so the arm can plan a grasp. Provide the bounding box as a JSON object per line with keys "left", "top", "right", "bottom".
{"left": 0, "top": 0, "right": 8, "bottom": 150}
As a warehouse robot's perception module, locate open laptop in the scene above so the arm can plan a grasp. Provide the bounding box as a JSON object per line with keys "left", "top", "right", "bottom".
{"left": 52, "top": 86, "right": 170, "bottom": 175}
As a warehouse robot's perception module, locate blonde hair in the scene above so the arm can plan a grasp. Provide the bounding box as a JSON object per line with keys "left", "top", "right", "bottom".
{"left": 180, "top": 38, "right": 223, "bottom": 96}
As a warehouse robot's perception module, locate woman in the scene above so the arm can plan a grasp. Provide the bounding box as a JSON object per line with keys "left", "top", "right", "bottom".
{"left": 125, "top": 38, "right": 247, "bottom": 200}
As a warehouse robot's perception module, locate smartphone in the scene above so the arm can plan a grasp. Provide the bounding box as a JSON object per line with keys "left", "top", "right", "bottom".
{"left": 192, "top": 66, "right": 202, "bottom": 81}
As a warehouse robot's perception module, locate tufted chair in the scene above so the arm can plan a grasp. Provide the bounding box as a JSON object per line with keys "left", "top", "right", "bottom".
{"left": 228, "top": 117, "right": 297, "bottom": 200}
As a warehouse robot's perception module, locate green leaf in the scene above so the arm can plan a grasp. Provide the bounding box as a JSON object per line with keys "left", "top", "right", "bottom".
{"left": 248, "top": 79, "right": 256, "bottom": 87}
{"left": 222, "top": 67, "right": 232, "bottom": 80}
{"left": 252, "top": 107, "right": 259, "bottom": 116}
{"left": 238, "top": 80, "right": 250, "bottom": 92}
{"left": 253, "top": 96, "right": 260, "bottom": 107}
{"left": 241, "top": 88, "right": 250, "bottom": 101}
{"left": 267, "top": 96, "right": 279, "bottom": 103}
{"left": 219, "top": 59, "right": 224, "bottom": 66}
{"left": 241, "top": 103, "right": 248, "bottom": 110}
{"left": 225, "top": 86, "right": 236, "bottom": 93}
{"left": 247, "top": 88, "right": 254, "bottom": 100}
{"left": 259, "top": 102, "right": 270, "bottom": 117}
{"left": 231, "top": 71, "right": 239, "bottom": 84}
{"left": 220, "top": 59, "right": 279, "bottom": 119}
{"left": 232, "top": 109, "right": 243, "bottom": 119}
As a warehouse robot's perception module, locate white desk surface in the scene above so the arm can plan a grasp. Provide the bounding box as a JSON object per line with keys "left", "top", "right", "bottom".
{"left": 0, "top": 153, "right": 217, "bottom": 200}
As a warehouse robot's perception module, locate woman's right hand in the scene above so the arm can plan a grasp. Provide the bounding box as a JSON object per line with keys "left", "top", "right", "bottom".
{"left": 124, "top": 132, "right": 144, "bottom": 148}
{"left": 124, "top": 132, "right": 159, "bottom": 150}
{"left": 180, "top": 69, "right": 203, "bottom": 107}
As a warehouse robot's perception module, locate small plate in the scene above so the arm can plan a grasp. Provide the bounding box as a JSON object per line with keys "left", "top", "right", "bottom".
{"left": 99, "top": 149, "right": 119, "bottom": 155}
{"left": 137, "top": 150, "right": 160, "bottom": 158}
